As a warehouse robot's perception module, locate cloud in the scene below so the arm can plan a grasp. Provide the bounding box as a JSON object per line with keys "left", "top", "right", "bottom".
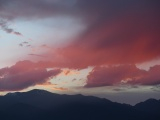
{"left": 1, "top": 0, "right": 160, "bottom": 89}
{"left": 0, "top": 67, "right": 9, "bottom": 76}
{"left": 52, "top": 87, "right": 68, "bottom": 91}
{"left": 22, "top": 41, "right": 29, "bottom": 44}
{"left": 13, "top": 31, "right": 22, "bottom": 36}
{"left": 28, "top": 54, "right": 46, "bottom": 58}
{"left": 19, "top": 43, "right": 23, "bottom": 47}
{"left": 0, "top": 0, "right": 77, "bottom": 20}
{"left": 1, "top": 0, "right": 158, "bottom": 19}
{"left": 1, "top": 1, "right": 160, "bottom": 68}
{"left": 31, "top": 0, "right": 159, "bottom": 69}
{"left": 0, "top": 60, "right": 61, "bottom": 91}
{"left": 0, "top": 19, "right": 22, "bottom": 36}
{"left": 63, "top": 70, "right": 70, "bottom": 75}
{"left": 85, "top": 65, "right": 160, "bottom": 87}
{"left": 19, "top": 41, "right": 32, "bottom": 47}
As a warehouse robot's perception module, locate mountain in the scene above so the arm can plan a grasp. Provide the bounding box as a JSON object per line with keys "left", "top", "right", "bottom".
{"left": 135, "top": 98, "right": 160, "bottom": 113}
{"left": 0, "top": 89, "right": 160, "bottom": 120}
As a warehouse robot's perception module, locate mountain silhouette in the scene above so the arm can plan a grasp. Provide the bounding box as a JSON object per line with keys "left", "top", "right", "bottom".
{"left": 0, "top": 89, "right": 159, "bottom": 120}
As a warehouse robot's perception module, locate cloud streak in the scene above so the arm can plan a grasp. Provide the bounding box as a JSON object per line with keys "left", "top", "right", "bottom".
{"left": 28, "top": 54, "right": 47, "bottom": 58}
{"left": 0, "top": 19, "right": 22, "bottom": 36}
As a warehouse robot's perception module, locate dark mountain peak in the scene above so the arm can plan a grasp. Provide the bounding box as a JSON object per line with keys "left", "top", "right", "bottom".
{"left": 5, "top": 92, "right": 20, "bottom": 97}
{"left": 135, "top": 98, "right": 159, "bottom": 106}
{"left": 135, "top": 98, "right": 160, "bottom": 113}
{"left": 145, "top": 98, "right": 158, "bottom": 102}
{"left": 26, "top": 89, "right": 52, "bottom": 95}
{"left": 5, "top": 89, "right": 55, "bottom": 97}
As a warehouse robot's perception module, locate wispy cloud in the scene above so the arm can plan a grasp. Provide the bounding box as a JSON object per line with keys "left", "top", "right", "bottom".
{"left": 0, "top": 19, "right": 23, "bottom": 36}
{"left": 28, "top": 53, "right": 47, "bottom": 58}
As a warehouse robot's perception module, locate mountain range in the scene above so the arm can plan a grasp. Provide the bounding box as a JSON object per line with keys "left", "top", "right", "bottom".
{"left": 0, "top": 89, "right": 160, "bottom": 120}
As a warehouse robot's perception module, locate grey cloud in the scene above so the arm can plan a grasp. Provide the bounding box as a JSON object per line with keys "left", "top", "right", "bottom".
{"left": 0, "top": 19, "right": 22, "bottom": 36}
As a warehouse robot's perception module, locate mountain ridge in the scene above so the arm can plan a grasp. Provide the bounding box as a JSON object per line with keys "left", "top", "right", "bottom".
{"left": 0, "top": 89, "right": 160, "bottom": 120}
{"left": 4, "top": 89, "right": 159, "bottom": 106}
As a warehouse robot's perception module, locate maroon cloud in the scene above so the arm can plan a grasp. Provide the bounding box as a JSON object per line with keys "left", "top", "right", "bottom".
{"left": 85, "top": 65, "right": 160, "bottom": 87}
{"left": 0, "top": 61, "right": 61, "bottom": 91}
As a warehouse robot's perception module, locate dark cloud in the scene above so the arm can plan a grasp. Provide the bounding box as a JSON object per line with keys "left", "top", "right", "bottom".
{"left": 72, "top": 78, "right": 77, "bottom": 81}
{"left": 112, "top": 88, "right": 125, "bottom": 92}
{"left": 0, "top": 60, "right": 61, "bottom": 91}
{"left": 13, "top": 31, "right": 21, "bottom": 36}
{"left": 0, "top": 19, "right": 22, "bottom": 36}
{"left": 0, "top": 67, "right": 9, "bottom": 76}
{"left": 19, "top": 43, "right": 23, "bottom": 47}
{"left": 26, "top": 44, "right": 31, "bottom": 47}
{"left": 151, "top": 85, "right": 160, "bottom": 92}
{"left": 130, "top": 65, "right": 160, "bottom": 85}
{"left": 19, "top": 41, "right": 31, "bottom": 47}
{"left": 0, "top": 0, "right": 78, "bottom": 19}
{"left": 85, "top": 65, "right": 160, "bottom": 87}
{"left": 28, "top": 54, "right": 46, "bottom": 58}
{"left": 22, "top": 41, "right": 29, "bottom": 44}
{"left": 1, "top": 0, "right": 159, "bottom": 19}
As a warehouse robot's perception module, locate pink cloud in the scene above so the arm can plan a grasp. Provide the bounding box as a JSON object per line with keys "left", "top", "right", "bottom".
{"left": 34, "top": 1, "right": 160, "bottom": 69}
{"left": 0, "top": 61, "right": 61, "bottom": 91}
{"left": 85, "top": 65, "right": 160, "bottom": 87}
{"left": 1, "top": 0, "right": 159, "bottom": 69}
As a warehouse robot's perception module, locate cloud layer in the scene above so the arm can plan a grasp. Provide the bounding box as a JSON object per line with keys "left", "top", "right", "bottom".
{"left": 12, "top": 0, "right": 158, "bottom": 69}
{"left": 54, "top": 0, "right": 160, "bottom": 68}
{"left": 0, "top": 61, "right": 61, "bottom": 91}
{"left": 1, "top": 0, "right": 160, "bottom": 90}
{"left": 86, "top": 65, "right": 160, "bottom": 87}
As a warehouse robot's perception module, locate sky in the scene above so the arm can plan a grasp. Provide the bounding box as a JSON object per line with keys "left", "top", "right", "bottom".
{"left": 0, "top": 0, "right": 160, "bottom": 105}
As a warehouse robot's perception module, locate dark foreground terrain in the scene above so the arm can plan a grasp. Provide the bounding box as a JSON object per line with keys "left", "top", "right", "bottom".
{"left": 0, "top": 89, "right": 160, "bottom": 120}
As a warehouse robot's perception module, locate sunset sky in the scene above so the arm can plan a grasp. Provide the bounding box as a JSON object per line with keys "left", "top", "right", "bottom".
{"left": 0, "top": 0, "right": 160, "bottom": 104}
